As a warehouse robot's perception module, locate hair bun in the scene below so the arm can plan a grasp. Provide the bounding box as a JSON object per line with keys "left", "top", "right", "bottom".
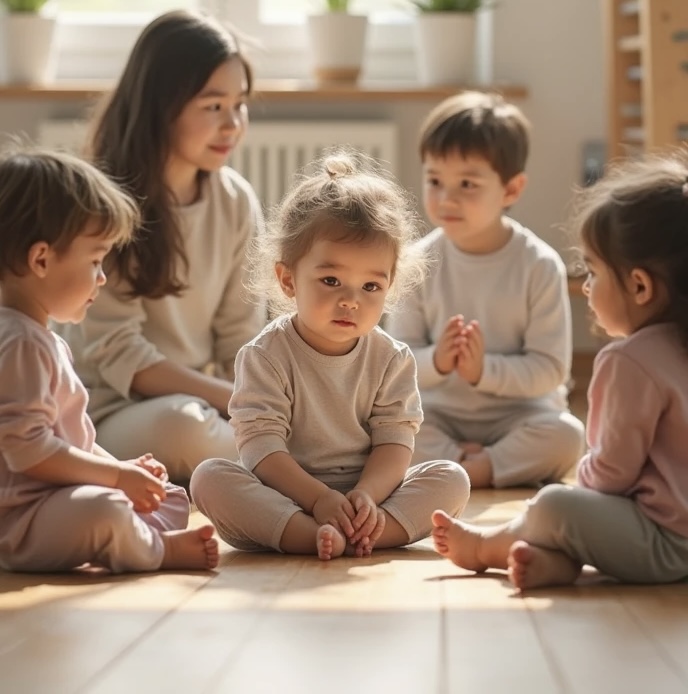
{"left": 324, "top": 154, "right": 356, "bottom": 180}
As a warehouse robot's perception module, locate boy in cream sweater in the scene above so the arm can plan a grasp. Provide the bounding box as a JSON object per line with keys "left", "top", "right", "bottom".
{"left": 387, "top": 92, "right": 584, "bottom": 488}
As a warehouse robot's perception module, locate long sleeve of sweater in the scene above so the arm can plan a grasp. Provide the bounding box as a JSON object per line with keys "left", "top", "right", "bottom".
{"left": 387, "top": 222, "right": 571, "bottom": 421}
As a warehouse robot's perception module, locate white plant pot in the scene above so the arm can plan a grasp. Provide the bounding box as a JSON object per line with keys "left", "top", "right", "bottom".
{"left": 307, "top": 13, "right": 368, "bottom": 83}
{"left": 3, "top": 13, "right": 58, "bottom": 85}
{"left": 414, "top": 13, "right": 476, "bottom": 86}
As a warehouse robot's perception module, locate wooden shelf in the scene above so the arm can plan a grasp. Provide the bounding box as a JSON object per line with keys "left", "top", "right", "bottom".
{"left": 0, "top": 79, "right": 528, "bottom": 103}
{"left": 618, "top": 34, "right": 642, "bottom": 51}
{"left": 607, "top": 0, "right": 688, "bottom": 159}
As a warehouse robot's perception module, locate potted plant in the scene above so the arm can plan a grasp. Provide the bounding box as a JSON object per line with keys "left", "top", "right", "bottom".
{"left": 307, "top": 0, "right": 369, "bottom": 83}
{"left": 412, "top": 0, "right": 489, "bottom": 85}
{"left": 1, "top": 0, "right": 58, "bottom": 84}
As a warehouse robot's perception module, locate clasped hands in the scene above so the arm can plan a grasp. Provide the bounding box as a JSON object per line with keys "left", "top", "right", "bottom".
{"left": 115, "top": 453, "right": 169, "bottom": 514}
{"left": 433, "top": 314, "right": 484, "bottom": 385}
{"left": 312, "top": 487, "right": 385, "bottom": 557}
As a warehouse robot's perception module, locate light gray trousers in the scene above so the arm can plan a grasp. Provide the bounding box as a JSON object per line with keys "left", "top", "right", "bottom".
{"left": 96, "top": 395, "right": 238, "bottom": 483}
{"left": 191, "top": 458, "right": 470, "bottom": 552}
{"left": 0, "top": 483, "right": 189, "bottom": 574}
{"left": 513, "top": 484, "right": 688, "bottom": 583}
{"left": 412, "top": 408, "right": 585, "bottom": 488}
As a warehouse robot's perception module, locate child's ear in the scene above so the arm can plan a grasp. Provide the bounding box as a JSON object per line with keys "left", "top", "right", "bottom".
{"left": 275, "top": 262, "right": 295, "bottom": 298}
{"left": 27, "top": 242, "right": 51, "bottom": 278}
{"left": 627, "top": 267, "right": 654, "bottom": 305}
{"left": 503, "top": 172, "right": 527, "bottom": 207}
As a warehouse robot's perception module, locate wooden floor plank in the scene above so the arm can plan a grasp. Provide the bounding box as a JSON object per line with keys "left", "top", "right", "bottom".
{"left": 614, "top": 584, "right": 688, "bottom": 686}
{"left": 84, "top": 551, "right": 326, "bottom": 693}
{"left": 441, "top": 570, "right": 563, "bottom": 692}
{"left": 90, "top": 544, "right": 445, "bottom": 694}
{"left": 207, "top": 546, "right": 444, "bottom": 694}
{"left": 1, "top": 479, "right": 687, "bottom": 694}
{"left": 0, "top": 570, "right": 215, "bottom": 694}
{"left": 521, "top": 585, "right": 688, "bottom": 694}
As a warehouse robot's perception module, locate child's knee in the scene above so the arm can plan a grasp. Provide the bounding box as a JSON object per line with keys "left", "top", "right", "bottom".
{"left": 78, "top": 489, "right": 135, "bottom": 535}
{"left": 425, "top": 460, "right": 471, "bottom": 516}
{"left": 520, "top": 484, "right": 580, "bottom": 544}
{"left": 189, "top": 457, "right": 224, "bottom": 508}
{"left": 189, "top": 457, "right": 246, "bottom": 514}
{"left": 546, "top": 414, "right": 586, "bottom": 479}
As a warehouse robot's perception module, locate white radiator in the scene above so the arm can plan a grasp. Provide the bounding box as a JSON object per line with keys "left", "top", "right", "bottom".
{"left": 37, "top": 119, "right": 398, "bottom": 209}
{"left": 233, "top": 120, "right": 398, "bottom": 208}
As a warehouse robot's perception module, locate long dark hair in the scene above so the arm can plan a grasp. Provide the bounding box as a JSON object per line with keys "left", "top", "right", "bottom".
{"left": 89, "top": 10, "right": 252, "bottom": 298}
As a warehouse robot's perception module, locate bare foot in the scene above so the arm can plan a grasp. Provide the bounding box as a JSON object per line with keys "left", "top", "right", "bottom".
{"left": 432, "top": 510, "right": 516, "bottom": 572}
{"left": 431, "top": 510, "right": 490, "bottom": 572}
{"left": 160, "top": 525, "right": 219, "bottom": 570}
{"left": 316, "top": 524, "right": 346, "bottom": 561}
{"left": 508, "top": 541, "right": 581, "bottom": 590}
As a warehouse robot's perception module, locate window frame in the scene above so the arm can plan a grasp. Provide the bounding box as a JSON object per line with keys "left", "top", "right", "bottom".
{"left": 55, "top": 1, "right": 417, "bottom": 81}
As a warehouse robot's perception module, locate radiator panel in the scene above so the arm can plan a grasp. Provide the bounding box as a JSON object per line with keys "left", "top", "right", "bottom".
{"left": 37, "top": 119, "right": 398, "bottom": 209}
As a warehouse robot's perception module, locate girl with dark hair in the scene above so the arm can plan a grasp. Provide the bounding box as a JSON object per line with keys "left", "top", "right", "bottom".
{"left": 61, "top": 10, "right": 264, "bottom": 483}
{"left": 431, "top": 151, "right": 688, "bottom": 589}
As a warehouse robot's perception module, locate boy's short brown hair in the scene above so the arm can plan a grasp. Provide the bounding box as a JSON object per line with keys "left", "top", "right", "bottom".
{"left": 419, "top": 91, "right": 530, "bottom": 184}
{"left": 0, "top": 146, "right": 139, "bottom": 280}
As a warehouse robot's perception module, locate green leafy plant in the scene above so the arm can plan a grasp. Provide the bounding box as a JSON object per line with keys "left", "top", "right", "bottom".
{"left": 325, "top": 0, "right": 350, "bottom": 11}
{"left": 1, "top": 0, "right": 50, "bottom": 11}
{"left": 412, "top": 0, "right": 485, "bottom": 11}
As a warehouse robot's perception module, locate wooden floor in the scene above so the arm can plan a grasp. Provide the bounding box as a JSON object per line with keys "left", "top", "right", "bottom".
{"left": 2, "top": 374, "right": 688, "bottom": 694}
{"left": 1, "top": 485, "right": 687, "bottom": 694}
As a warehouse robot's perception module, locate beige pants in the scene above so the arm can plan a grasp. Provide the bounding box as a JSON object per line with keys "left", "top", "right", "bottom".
{"left": 413, "top": 408, "right": 585, "bottom": 488}
{"left": 96, "top": 395, "right": 238, "bottom": 483}
{"left": 0, "top": 483, "right": 189, "bottom": 574}
{"left": 191, "top": 459, "right": 470, "bottom": 551}
{"left": 513, "top": 484, "right": 688, "bottom": 583}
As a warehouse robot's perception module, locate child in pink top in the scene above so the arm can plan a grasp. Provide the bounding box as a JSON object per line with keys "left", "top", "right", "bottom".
{"left": 431, "top": 151, "right": 688, "bottom": 588}
{"left": 0, "top": 147, "right": 218, "bottom": 573}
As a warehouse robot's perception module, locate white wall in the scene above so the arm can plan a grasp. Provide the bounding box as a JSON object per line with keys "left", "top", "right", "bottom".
{"left": 491, "top": 0, "right": 606, "bottom": 351}
{"left": 0, "top": 0, "right": 606, "bottom": 349}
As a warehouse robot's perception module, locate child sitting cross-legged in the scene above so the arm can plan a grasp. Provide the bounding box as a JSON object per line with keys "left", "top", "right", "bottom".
{"left": 0, "top": 147, "right": 218, "bottom": 573}
{"left": 432, "top": 152, "right": 688, "bottom": 589}
{"left": 191, "top": 149, "right": 470, "bottom": 560}
{"left": 387, "top": 91, "right": 585, "bottom": 489}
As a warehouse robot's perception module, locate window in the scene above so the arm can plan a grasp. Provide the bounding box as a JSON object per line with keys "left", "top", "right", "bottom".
{"left": 57, "top": 1, "right": 198, "bottom": 79}
{"left": 56, "top": 0, "right": 416, "bottom": 81}
{"left": 259, "top": 1, "right": 409, "bottom": 24}
{"left": 225, "top": 0, "right": 415, "bottom": 81}
{"left": 59, "top": 0, "right": 187, "bottom": 11}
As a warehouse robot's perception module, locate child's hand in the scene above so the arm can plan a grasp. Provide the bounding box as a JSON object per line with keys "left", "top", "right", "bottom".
{"left": 360, "top": 508, "right": 386, "bottom": 556}
{"left": 456, "top": 320, "right": 484, "bottom": 385}
{"left": 115, "top": 462, "right": 167, "bottom": 514}
{"left": 312, "top": 488, "right": 356, "bottom": 539}
{"left": 133, "top": 453, "right": 169, "bottom": 483}
{"left": 346, "top": 488, "right": 378, "bottom": 545}
{"left": 433, "top": 315, "right": 465, "bottom": 375}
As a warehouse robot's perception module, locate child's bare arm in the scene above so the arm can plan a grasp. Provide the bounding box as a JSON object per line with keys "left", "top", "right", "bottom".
{"left": 92, "top": 442, "right": 116, "bottom": 460}
{"left": 26, "top": 448, "right": 166, "bottom": 512}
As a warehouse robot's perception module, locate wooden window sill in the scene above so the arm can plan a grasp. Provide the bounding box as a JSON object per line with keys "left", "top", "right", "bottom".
{"left": 0, "top": 79, "right": 528, "bottom": 101}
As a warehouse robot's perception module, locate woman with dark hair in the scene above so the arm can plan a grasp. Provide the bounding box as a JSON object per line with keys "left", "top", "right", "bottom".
{"left": 62, "top": 10, "right": 264, "bottom": 483}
